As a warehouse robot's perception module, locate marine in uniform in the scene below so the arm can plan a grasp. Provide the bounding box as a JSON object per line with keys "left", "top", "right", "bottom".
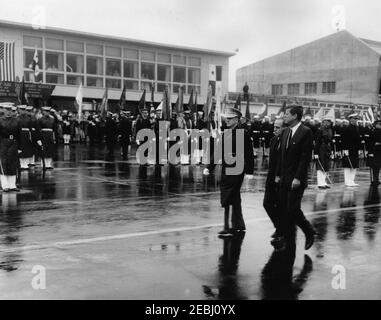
{"left": 118, "top": 111, "right": 133, "bottom": 159}
{"left": 104, "top": 112, "right": 118, "bottom": 160}
{"left": 314, "top": 116, "right": 333, "bottom": 189}
{"left": 17, "top": 105, "right": 34, "bottom": 169}
{"left": 0, "top": 105, "right": 21, "bottom": 191}
{"left": 37, "top": 107, "right": 57, "bottom": 169}
{"left": 204, "top": 107, "right": 254, "bottom": 236}
{"left": 341, "top": 113, "right": 361, "bottom": 186}
{"left": 368, "top": 119, "right": 381, "bottom": 186}
{"left": 251, "top": 115, "right": 261, "bottom": 157}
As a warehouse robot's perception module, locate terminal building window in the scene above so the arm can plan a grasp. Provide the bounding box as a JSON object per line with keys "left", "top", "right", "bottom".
{"left": 188, "top": 68, "right": 200, "bottom": 84}
{"left": 23, "top": 35, "right": 43, "bottom": 48}
{"left": 173, "top": 55, "right": 186, "bottom": 65}
{"left": 67, "top": 41, "right": 84, "bottom": 53}
{"left": 106, "top": 78, "right": 121, "bottom": 89}
{"left": 106, "top": 46, "right": 121, "bottom": 57}
{"left": 124, "top": 48, "right": 139, "bottom": 60}
{"left": 86, "top": 44, "right": 103, "bottom": 55}
{"left": 158, "top": 53, "right": 171, "bottom": 63}
{"left": 45, "top": 52, "right": 64, "bottom": 71}
{"left": 288, "top": 83, "right": 300, "bottom": 95}
{"left": 188, "top": 57, "right": 201, "bottom": 67}
{"left": 173, "top": 66, "right": 186, "bottom": 83}
{"left": 157, "top": 83, "right": 171, "bottom": 93}
{"left": 123, "top": 61, "right": 138, "bottom": 78}
{"left": 87, "top": 77, "right": 103, "bottom": 87}
{"left": 46, "top": 73, "right": 64, "bottom": 84}
{"left": 87, "top": 56, "right": 103, "bottom": 75}
{"left": 66, "top": 54, "right": 84, "bottom": 73}
{"left": 141, "top": 50, "right": 155, "bottom": 61}
{"left": 187, "top": 85, "right": 200, "bottom": 95}
{"left": 46, "top": 38, "right": 64, "bottom": 51}
{"left": 124, "top": 80, "right": 139, "bottom": 90}
{"left": 305, "top": 82, "right": 317, "bottom": 95}
{"left": 67, "top": 75, "right": 84, "bottom": 86}
{"left": 141, "top": 63, "right": 155, "bottom": 80}
{"left": 322, "top": 81, "right": 336, "bottom": 94}
{"left": 141, "top": 81, "right": 152, "bottom": 91}
{"left": 272, "top": 84, "right": 283, "bottom": 95}
{"left": 173, "top": 84, "right": 185, "bottom": 94}
{"left": 24, "top": 49, "right": 43, "bottom": 70}
{"left": 157, "top": 65, "right": 171, "bottom": 82}
{"left": 106, "top": 59, "right": 121, "bottom": 77}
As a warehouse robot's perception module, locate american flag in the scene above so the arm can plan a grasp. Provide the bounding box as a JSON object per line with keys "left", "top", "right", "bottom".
{"left": 0, "top": 41, "right": 15, "bottom": 81}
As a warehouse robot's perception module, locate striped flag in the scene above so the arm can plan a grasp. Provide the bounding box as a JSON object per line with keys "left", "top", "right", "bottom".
{"left": 0, "top": 41, "right": 15, "bottom": 81}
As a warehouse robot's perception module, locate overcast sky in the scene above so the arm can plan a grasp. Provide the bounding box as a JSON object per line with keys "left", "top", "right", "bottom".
{"left": 1, "top": 0, "right": 380, "bottom": 91}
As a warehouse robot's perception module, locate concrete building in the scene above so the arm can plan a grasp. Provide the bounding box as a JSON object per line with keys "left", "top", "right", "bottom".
{"left": 0, "top": 19, "right": 234, "bottom": 110}
{"left": 236, "top": 30, "right": 381, "bottom": 107}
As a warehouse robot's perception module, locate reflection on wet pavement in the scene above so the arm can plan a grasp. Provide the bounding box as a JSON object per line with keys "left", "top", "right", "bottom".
{"left": 0, "top": 145, "right": 380, "bottom": 299}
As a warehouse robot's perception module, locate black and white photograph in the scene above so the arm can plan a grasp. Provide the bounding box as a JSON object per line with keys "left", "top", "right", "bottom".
{"left": 0, "top": 0, "right": 381, "bottom": 305}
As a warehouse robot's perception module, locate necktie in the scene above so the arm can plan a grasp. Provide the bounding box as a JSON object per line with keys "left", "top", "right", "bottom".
{"left": 286, "top": 128, "right": 292, "bottom": 149}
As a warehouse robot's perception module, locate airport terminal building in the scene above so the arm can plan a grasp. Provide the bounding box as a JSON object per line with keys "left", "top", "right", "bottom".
{"left": 0, "top": 20, "right": 233, "bottom": 111}
{"left": 236, "top": 30, "right": 381, "bottom": 110}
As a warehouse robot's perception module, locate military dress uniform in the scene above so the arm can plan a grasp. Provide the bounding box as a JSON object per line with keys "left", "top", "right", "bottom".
{"left": 341, "top": 115, "right": 361, "bottom": 186}
{"left": 118, "top": 112, "right": 133, "bottom": 159}
{"left": 18, "top": 106, "right": 34, "bottom": 169}
{"left": 314, "top": 125, "right": 333, "bottom": 188}
{"left": 104, "top": 114, "right": 118, "bottom": 160}
{"left": 0, "top": 106, "right": 21, "bottom": 191}
{"left": 261, "top": 119, "right": 273, "bottom": 157}
{"left": 333, "top": 122, "right": 343, "bottom": 159}
{"left": 37, "top": 107, "right": 57, "bottom": 169}
{"left": 251, "top": 118, "right": 261, "bottom": 156}
{"left": 368, "top": 121, "right": 381, "bottom": 186}
{"left": 206, "top": 107, "right": 254, "bottom": 236}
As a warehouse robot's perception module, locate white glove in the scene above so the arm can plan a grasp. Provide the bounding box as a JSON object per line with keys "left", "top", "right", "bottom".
{"left": 203, "top": 168, "right": 210, "bottom": 176}
{"left": 136, "top": 140, "right": 140, "bottom": 146}
{"left": 314, "top": 155, "right": 319, "bottom": 159}
{"left": 368, "top": 154, "right": 374, "bottom": 157}
{"left": 245, "top": 174, "right": 254, "bottom": 180}
{"left": 37, "top": 140, "right": 42, "bottom": 147}
{"left": 343, "top": 150, "right": 349, "bottom": 156}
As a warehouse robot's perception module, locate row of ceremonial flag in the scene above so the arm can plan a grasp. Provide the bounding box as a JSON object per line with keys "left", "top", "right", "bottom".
{"left": 73, "top": 80, "right": 381, "bottom": 124}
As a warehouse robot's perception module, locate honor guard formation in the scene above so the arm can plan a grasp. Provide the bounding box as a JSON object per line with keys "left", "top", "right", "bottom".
{"left": 0, "top": 97, "right": 380, "bottom": 253}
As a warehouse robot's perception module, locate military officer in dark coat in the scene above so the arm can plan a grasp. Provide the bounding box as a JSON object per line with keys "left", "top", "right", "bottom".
{"left": 341, "top": 113, "right": 361, "bottom": 186}
{"left": 251, "top": 115, "right": 261, "bottom": 157}
{"left": 368, "top": 119, "right": 381, "bottom": 186}
{"left": 204, "top": 107, "right": 254, "bottom": 236}
{"left": 314, "top": 116, "right": 333, "bottom": 189}
{"left": 118, "top": 111, "right": 133, "bottom": 159}
{"left": 261, "top": 116, "right": 273, "bottom": 157}
{"left": 263, "top": 117, "right": 285, "bottom": 244}
{"left": 17, "top": 105, "right": 34, "bottom": 169}
{"left": 37, "top": 107, "right": 57, "bottom": 169}
{"left": 0, "top": 105, "right": 21, "bottom": 191}
{"left": 104, "top": 112, "right": 118, "bottom": 160}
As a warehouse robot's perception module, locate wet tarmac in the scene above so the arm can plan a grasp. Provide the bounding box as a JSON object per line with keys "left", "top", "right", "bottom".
{"left": 0, "top": 144, "right": 380, "bottom": 299}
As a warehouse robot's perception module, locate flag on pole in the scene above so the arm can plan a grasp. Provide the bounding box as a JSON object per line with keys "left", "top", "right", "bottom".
{"left": 175, "top": 85, "right": 184, "bottom": 114}
{"left": 100, "top": 87, "right": 108, "bottom": 120}
{"left": 150, "top": 82, "right": 155, "bottom": 109}
{"left": 75, "top": 82, "right": 83, "bottom": 120}
{"left": 119, "top": 85, "right": 126, "bottom": 111}
{"left": 0, "top": 41, "right": 15, "bottom": 81}
{"left": 203, "top": 84, "right": 213, "bottom": 122}
{"left": 215, "top": 82, "right": 222, "bottom": 128}
{"left": 185, "top": 89, "right": 194, "bottom": 113}
{"left": 28, "top": 47, "right": 40, "bottom": 82}
{"left": 135, "top": 89, "right": 146, "bottom": 118}
{"left": 365, "top": 106, "right": 375, "bottom": 123}
{"left": 18, "top": 76, "right": 28, "bottom": 105}
{"left": 234, "top": 94, "right": 241, "bottom": 109}
{"left": 313, "top": 107, "right": 324, "bottom": 121}
{"left": 161, "top": 85, "right": 171, "bottom": 121}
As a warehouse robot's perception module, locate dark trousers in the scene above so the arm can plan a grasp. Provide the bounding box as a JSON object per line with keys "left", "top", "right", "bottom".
{"left": 263, "top": 183, "right": 281, "bottom": 231}
{"left": 225, "top": 198, "right": 246, "bottom": 230}
{"left": 279, "top": 186, "right": 312, "bottom": 241}
{"left": 371, "top": 167, "right": 380, "bottom": 183}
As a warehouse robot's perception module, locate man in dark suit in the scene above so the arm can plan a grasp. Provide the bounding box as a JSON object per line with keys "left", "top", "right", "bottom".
{"left": 263, "top": 117, "right": 284, "bottom": 244}
{"left": 276, "top": 105, "right": 316, "bottom": 250}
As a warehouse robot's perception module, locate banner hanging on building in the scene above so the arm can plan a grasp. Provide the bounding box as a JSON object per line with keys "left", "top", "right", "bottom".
{"left": 0, "top": 81, "right": 55, "bottom": 100}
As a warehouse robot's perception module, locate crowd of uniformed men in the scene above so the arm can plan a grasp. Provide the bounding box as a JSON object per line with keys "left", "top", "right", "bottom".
{"left": 0, "top": 102, "right": 380, "bottom": 192}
